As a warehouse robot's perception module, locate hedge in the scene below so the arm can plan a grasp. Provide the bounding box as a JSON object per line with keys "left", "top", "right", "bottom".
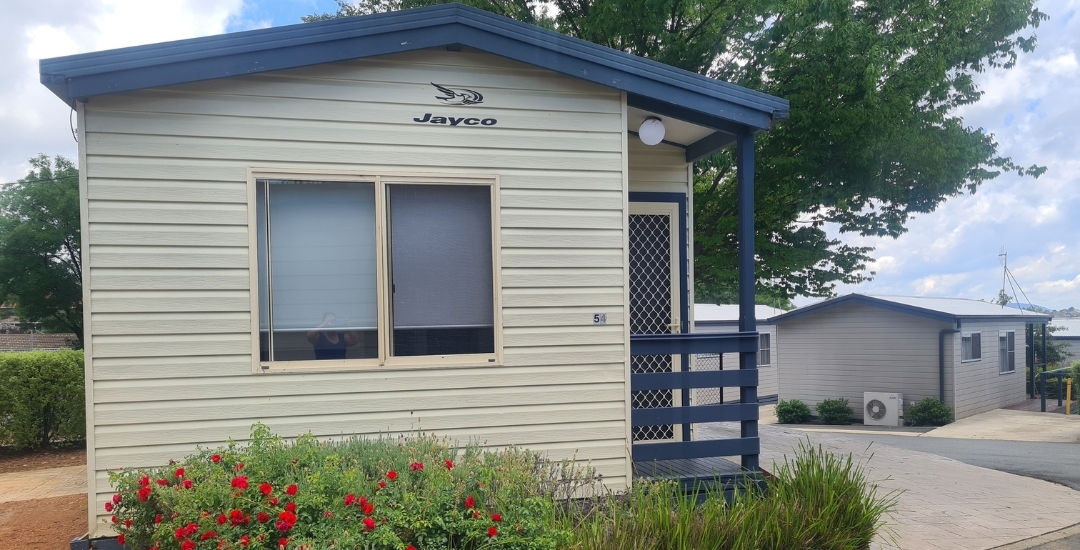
{"left": 0, "top": 350, "right": 85, "bottom": 449}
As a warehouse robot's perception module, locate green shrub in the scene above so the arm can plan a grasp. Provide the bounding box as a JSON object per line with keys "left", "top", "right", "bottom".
{"left": 775, "top": 399, "right": 812, "bottom": 424}
{"left": 563, "top": 439, "right": 896, "bottom": 549}
{"left": 108, "top": 424, "right": 589, "bottom": 550}
{"left": 0, "top": 350, "right": 85, "bottom": 450}
{"left": 816, "top": 398, "right": 853, "bottom": 425}
{"left": 905, "top": 397, "right": 953, "bottom": 426}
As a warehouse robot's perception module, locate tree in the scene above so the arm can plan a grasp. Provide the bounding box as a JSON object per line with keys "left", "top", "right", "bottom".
{"left": 308, "top": 1, "right": 1046, "bottom": 306}
{"left": 0, "top": 155, "right": 82, "bottom": 346}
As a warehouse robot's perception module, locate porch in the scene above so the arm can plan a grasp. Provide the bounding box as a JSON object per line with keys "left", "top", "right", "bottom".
{"left": 630, "top": 332, "right": 762, "bottom": 491}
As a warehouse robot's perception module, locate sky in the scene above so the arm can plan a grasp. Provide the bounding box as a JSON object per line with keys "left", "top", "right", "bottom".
{"left": 3, "top": 1, "right": 1078, "bottom": 310}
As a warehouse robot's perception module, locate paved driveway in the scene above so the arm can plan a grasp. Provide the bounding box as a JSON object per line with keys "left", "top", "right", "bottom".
{"left": 698, "top": 408, "right": 1080, "bottom": 550}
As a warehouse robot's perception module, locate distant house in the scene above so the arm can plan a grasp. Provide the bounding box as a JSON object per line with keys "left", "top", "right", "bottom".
{"left": 771, "top": 294, "right": 1050, "bottom": 421}
{"left": 694, "top": 304, "right": 786, "bottom": 403}
{"left": 40, "top": 3, "right": 786, "bottom": 538}
{"left": 1052, "top": 319, "right": 1080, "bottom": 363}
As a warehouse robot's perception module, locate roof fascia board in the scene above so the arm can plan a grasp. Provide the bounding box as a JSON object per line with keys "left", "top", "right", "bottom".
{"left": 685, "top": 131, "right": 739, "bottom": 162}
{"left": 769, "top": 294, "right": 957, "bottom": 324}
{"left": 41, "top": 3, "right": 788, "bottom": 133}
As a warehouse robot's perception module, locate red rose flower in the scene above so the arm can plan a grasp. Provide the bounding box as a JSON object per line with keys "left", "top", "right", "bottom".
{"left": 124, "top": 519, "right": 132, "bottom": 528}
{"left": 487, "top": 526, "right": 498, "bottom": 539}
{"left": 362, "top": 502, "right": 374, "bottom": 515}
{"left": 138, "top": 486, "right": 152, "bottom": 502}
{"left": 201, "top": 531, "right": 219, "bottom": 540}
{"left": 259, "top": 482, "right": 273, "bottom": 496}
{"left": 278, "top": 538, "right": 288, "bottom": 548}
{"left": 409, "top": 462, "right": 423, "bottom": 471}
{"left": 257, "top": 511, "right": 270, "bottom": 523}
{"left": 231, "top": 476, "right": 249, "bottom": 489}
{"left": 445, "top": 459, "right": 454, "bottom": 470}
{"left": 473, "top": 510, "right": 481, "bottom": 519}
{"left": 268, "top": 496, "right": 279, "bottom": 506}
{"left": 235, "top": 462, "right": 244, "bottom": 472}
{"left": 139, "top": 476, "right": 151, "bottom": 487}
{"left": 407, "top": 546, "right": 417, "bottom": 550}
{"left": 344, "top": 494, "right": 356, "bottom": 506}
{"left": 465, "top": 496, "right": 475, "bottom": 509}
{"left": 387, "top": 470, "right": 398, "bottom": 480}
{"left": 117, "top": 534, "right": 125, "bottom": 545}
{"left": 112, "top": 494, "right": 122, "bottom": 504}
{"left": 211, "top": 454, "right": 222, "bottom": 463}
{"left": 323, "top": 510, "right": 334, "bottom": 518}
{"left": 110, "top": 515, "right": 118, "bottom": 524}
{"left": 181, "top": 479, "right": 193, "bottom": 489}
{"left": 285, "top": 484, "right": 298, "bottom": 496}
{"left": 229, "top": 509, "right": 246, "bottom": 525}
{"left": 491, "top": 513, "right": 502, "bottom": 522}
{"left": 104, "top": 502, "right": 113, "bottom": 512}
{"left": 155, "top": 514, "right": 163, "bottom": 524}
{"left": 181, "top": 541, "right": 195, "bottom": 550}
{"left": 378, "top": 481, "right": 387, "bottom": 489}
{"left": 217, "top": 513, "right": 227, "bottom": 525}
{"left": 157, "top": 478, "right": 169, "bottom": 486}
{"left": 174, "top": 468, "right": 185, "bottom": 478}
{"left": 239, "top": 535, "right": 250, "bottom": 548}
{"left": 362, "top": 517, "right": 376, "bottom": 531}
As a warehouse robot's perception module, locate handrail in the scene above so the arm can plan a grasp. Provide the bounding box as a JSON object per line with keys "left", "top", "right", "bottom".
{"left": 1036, "top": 367, "right": 1079, "bottom": 414}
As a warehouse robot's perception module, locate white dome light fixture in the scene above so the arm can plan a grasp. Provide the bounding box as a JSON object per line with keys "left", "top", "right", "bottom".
{"left": 638, "top": 117, "right": 666, "bottom": 146}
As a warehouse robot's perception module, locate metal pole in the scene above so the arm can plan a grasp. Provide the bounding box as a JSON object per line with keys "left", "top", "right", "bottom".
{"left": 736, "top": 129, "right": 758, "bottom": 473}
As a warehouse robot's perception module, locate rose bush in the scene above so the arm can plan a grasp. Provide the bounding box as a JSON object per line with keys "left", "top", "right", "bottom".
{"left": 107, "top": 425, "right": 578, "bottom": 549}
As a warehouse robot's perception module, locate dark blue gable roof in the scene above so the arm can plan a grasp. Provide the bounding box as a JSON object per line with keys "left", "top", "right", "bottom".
{"left": 40, "top": 3, "right": 787, "bottom": 159}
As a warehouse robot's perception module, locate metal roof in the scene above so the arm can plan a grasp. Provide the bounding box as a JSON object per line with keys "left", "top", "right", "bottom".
{"left": 1051, "top": 318, "right": 1080, "bottom": 338}
{"left": 695, "top": 304, "right": 787, "bottom": 325}
{"left": 770, "top": 294, "right": 1052, "bottom": 324}
{"left": 39, "top": 3, "right": 788, "bottom": 160}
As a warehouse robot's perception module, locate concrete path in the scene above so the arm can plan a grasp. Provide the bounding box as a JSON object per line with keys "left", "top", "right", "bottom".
{"left": 697, "top": 404, "right": 1080, "bottom": 549}
{"left": 0, "top": 465, "right": 86, "bottom": 503}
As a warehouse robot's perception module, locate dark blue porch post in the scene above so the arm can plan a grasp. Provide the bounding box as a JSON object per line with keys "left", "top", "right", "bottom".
{"left": 736, "top": 130, "right": 759, "bottom": 472}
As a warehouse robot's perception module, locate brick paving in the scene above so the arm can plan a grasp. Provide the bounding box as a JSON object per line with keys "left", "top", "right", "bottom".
{"left": 699, "top": 406, "right": 1080, "bottom": 550}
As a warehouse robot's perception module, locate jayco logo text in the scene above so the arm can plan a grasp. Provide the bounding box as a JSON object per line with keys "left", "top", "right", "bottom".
{"left": 412, "top": 113, "right": 498, "bottom": 126}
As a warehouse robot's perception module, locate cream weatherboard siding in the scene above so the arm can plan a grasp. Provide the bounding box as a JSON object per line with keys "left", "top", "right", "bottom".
{"left": 81, "top": 50, "right": 630, "bottom": 536}
{"left": 776, "top": 302, "right": 953, "bottom": 419}
{"left": 950, "top": 320, "right": 1029, "bottom": 419}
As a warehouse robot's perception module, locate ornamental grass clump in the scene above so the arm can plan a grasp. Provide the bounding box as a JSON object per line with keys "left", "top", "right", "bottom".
{"left": 559, "top": 439, "right": 896, "bottom": 550}
{"left": 107, "top": 424, "right": 587, "bottom": 549}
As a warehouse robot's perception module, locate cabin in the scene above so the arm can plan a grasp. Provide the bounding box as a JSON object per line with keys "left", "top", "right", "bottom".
{"left": 40, "top": 3, "right": 787, "bottom": 538}
{"left": 771, "top": 294, "right": 1051, "bottom": 422}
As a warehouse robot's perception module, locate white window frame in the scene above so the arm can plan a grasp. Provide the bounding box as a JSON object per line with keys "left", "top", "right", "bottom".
{"left": 757, "top": 333, "right": 771, "bottom": 367}
{"left": 998, "top": 330, "right": 1016, "bottom": 374}
{"left": 961, "top": 332, "right": 981, "bottom": 362}
{"left": 249, "top": 170, "right": 502, "bottom": 372}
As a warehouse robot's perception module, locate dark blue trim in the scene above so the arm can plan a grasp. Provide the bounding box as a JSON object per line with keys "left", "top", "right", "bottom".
{"left": 633, "top": 437, "right": 759, "bottom": 462}
{"left": 631, "top": 369, "right": 758, "bottom": 392}
{"left": 685, "top": 131, "right": 739, "bottom": 162}
{"left": 41, "top": 3, "right": 788, "bottom": 146}
{"left": 632, "top": 402, "right": 758, "bottom": 425}
{"left": 630, "top": 332, "right": 757, "bottom": 355}
{"left": 767, "top": 294, "right": 1052, "bottom": 325}
{"left": 734, "top": 130, "right": 759, "bottom": 472}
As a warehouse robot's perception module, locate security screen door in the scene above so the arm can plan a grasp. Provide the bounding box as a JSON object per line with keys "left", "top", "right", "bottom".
{"left": 629, "top": 202, "right": 681, "bottom": 442}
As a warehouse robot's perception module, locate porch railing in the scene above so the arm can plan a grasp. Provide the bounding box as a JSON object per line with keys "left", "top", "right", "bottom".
{"left": 630, "top": 332, "right": 760, "bottom": 472}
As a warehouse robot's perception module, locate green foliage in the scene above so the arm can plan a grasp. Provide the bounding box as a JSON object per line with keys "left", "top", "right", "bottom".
{"left": 774, "top": 399, "right": 811, "bottom": 424}
{"left": 816, "top": 398, "right": 853, "bottom": 425}
{"left": 307, "top": 1, "right": 1047, "bottom": 304}
{"left": 0, "top": 350, "right": 85, "bottom": 449}
{"left": 0, "top": 154, "right": 83, "bottom": 345}
{"left": 562, "top": 439, "right": 896, "bottom": 549}
{"left": 904, "top": 398, "right": 953, "bottom": 426}
{"left": 110, "top": 425, "right": 895, "bottom": 549}
{"left": 108, "top": 425, "right": 590, "bottom": 549}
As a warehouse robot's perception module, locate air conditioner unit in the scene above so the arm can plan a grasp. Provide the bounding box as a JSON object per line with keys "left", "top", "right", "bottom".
{"left": 863, "top": 392, "right": 902, "bottom": 427}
